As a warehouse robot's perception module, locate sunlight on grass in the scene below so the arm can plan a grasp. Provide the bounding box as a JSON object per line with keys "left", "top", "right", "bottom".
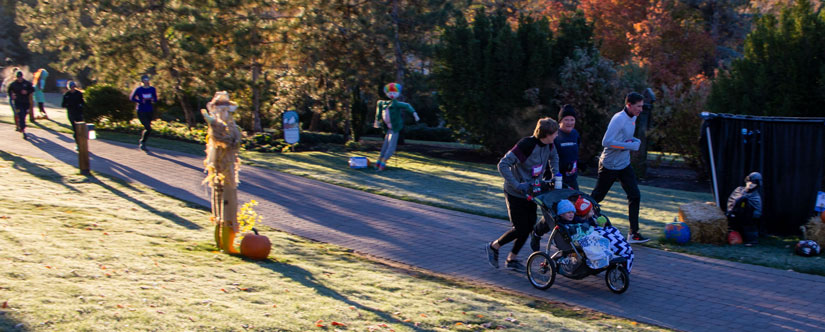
{"left": 0, "top": 152, "right": 663, "bottom": 331}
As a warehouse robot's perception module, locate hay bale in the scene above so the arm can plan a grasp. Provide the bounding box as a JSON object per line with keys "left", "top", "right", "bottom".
{"left": 803, "top": 217, "right": 825, "bottom": 247}
{"left": 678, "top": 202, "right": 728, "bottom": 244}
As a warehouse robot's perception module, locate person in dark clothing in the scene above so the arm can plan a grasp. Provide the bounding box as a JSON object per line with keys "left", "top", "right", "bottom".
{"left": 485, "top": 117, "right": 560, "bottom": 272}
{"left": 726, "top": 172, "right": 763, "bottom": 246}
{"left": 590, "top": 92, "right": 649, "bottom": 244}
{"left": 129, "top": 74, "right": 158, "bottom": 151}
{"left": 7, "top": 71, "right": 34, "bottom": 139}
{"left": 555, "top": 105, "right": 581, "bottom": 190}
{"left": 62, "top": 81, "right": 84, "bottom": 148}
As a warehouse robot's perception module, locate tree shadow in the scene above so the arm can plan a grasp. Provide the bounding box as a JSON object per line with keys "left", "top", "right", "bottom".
{"left": 0, "top": 315, "right": 28, "bottom": 332}
{"left": 146, "top": 150, "right": 203, "bottom": 173}
{"left": 86, "top": 173, "right": 202, "bottom": 230}
{"left": 249, "top": 257, "right": 437, "bottom": 331}
{"left": 0, "top": 150, "right": 79, "bottom": 193}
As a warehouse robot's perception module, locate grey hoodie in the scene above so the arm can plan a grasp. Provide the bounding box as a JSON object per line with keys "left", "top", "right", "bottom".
{"left": 599, "top": 108, "right": 641, "bottom": 170}
{"left": 498, "top": 136, "right": 560, "bottom": 199}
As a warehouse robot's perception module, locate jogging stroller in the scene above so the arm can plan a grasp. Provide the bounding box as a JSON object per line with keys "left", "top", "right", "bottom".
{"left": 525, "top": 188, "right": 631, "bottom": 294}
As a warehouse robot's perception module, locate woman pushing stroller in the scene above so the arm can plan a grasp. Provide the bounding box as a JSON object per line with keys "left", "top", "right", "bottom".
{"left": 485, "top": 117, "right": 560, "bottom": 272}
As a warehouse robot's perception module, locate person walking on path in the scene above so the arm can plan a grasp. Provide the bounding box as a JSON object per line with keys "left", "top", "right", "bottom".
{"left": 61, "top": 80, "right": 84, "bottom": 149}
{"left": 373, "top": 83, "right": 419, "bottom": 171}
{"left": 32, "top": 68, "right": 49, "bottom": 120}
{"left": 3, "top": 67, "right": 19, "bottom": 125}
{"left": 130, "top": 74, "right": 158, "bottom": 152}
{"left": 555, "top": 104, "right": 581, "bottom": 190}
{"left": 590, "top": 92, "right": 649, "bottom": 244}
{"left": 486, "top": 117, "right": 560, "bottom": 272}
{"left": 7, "top": 70, "right": 34, "bottom": 139}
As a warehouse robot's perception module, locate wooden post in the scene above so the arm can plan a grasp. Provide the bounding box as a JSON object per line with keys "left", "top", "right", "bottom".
{"left": 76, "top": 122, "right": 90, "bottom": 175}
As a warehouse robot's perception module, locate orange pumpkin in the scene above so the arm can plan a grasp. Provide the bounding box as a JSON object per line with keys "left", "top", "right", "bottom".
{"left": 240, "top": 228, "right": 271, "bottom": 260}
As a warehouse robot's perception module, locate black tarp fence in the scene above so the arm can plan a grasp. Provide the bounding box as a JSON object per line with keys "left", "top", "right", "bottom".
{"left": 700, "top": 113, "right": 825, "bottom": 235}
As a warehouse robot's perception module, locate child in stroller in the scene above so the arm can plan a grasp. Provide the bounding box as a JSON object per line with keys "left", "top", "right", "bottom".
{"left": 526, "top": 188, "right": 633, "bottom": 293}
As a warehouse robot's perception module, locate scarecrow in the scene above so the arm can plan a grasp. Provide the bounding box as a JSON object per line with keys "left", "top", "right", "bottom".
{"left": 32, "top": 68, "right": 49, "bottom": 119}
{"left": 373, "top": 83, "right": 419, "bottom": 171}
{"left": 201, "top": 91, "right": 242, "bottom": 253}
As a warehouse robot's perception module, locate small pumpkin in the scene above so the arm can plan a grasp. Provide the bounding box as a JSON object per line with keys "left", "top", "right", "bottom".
{"left": 240, "top": 228, "right": 271, "bottom": 260}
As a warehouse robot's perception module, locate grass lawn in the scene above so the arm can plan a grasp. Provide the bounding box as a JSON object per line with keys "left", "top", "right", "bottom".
{"left": 2, "top": 100, "right": 821, "bottom": 277}
{"left": 0, "top": 151, "right": 666, "bottom": 331}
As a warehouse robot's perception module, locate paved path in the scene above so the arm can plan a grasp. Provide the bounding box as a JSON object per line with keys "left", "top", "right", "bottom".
{"left": 2, "top": 119, "right": 825, "bottom": 331}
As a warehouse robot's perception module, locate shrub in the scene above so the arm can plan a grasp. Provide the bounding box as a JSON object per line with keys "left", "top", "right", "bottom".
{"left": 403, "top": 124, "right": 455, "bottom": 142}
{"left": 647, "top": 76, "right": 711, "bottom": 173}
{"left": 84, "top": 84, "right": 134, "bottom": 124}
{"left": 298, "top": 132, "right": 346, "bottom": 145}
{"left": 345, "top": 140, "right": 362, "bottom": 151}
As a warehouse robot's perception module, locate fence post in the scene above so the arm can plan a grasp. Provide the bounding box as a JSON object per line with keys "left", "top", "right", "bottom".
{"left": 76, "top": 122, "right": 90, "bottom": 175}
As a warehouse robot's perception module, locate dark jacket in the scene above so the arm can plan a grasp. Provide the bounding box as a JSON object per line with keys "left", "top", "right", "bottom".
{"left": 62, "top": 90, "right": 84, "bottom": 112}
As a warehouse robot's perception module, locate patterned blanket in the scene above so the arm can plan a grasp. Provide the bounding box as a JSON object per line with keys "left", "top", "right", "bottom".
{"left": 595, "top": 226, "right": 634, "bottom": 273}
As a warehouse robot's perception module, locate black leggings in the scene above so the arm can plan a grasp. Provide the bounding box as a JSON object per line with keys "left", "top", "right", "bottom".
{"left": 590, "top": 164, "right": 641, "bottom": 233}
{"left": 67, "top": 109, "right": 83, "bottom": 142}
{"left": 496, "top": 193, "right": 537, "bottom": 255}
{"left": 138, "top": 111, "right": 153, "bottom": 143}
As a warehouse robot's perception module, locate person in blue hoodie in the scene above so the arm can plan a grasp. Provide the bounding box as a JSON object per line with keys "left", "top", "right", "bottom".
{"left": 130, "top": 75, "right": 158, "bottom": 151}
{"left": 555, "top": 105, "right": 581, "bottom": 190}
{"left": 590, "top": 92, "right": 649, "bottom": 244}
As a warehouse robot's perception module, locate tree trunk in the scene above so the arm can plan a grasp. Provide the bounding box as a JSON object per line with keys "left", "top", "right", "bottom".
{"left": 157, "top": 26, "right": 196, "bottom": 128}
{"left": 252, "top": 61, "right": 263, "bottom": 132}
{"left": 391, "top": 0, "right": 405, "bottom": 87}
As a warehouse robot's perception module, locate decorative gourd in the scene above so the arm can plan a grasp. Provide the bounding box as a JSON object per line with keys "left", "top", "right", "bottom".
{"left": 664, "top": 221, "right": 691, "bottom": 244}
{"left": 240, "top": 228, "right": 271, "bottom": 260}
{"left": 727, "top": 231, "right": 743, "bottom": 245}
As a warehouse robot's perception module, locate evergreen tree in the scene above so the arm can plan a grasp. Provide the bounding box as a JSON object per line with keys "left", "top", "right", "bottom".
{"left": 708, "top": 0, "right": 825, "bottom": 117}
{"left": 434, "top": 10, "right": 554, "bottom": 152}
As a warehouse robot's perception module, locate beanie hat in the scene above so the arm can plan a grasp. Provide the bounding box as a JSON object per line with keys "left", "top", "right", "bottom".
{"left": 557, "top": 199, "right": 575, "bottom": 216}
{"left": 558, "top": 104, "right": 576, "bottom": 121}
{"left": 575, "top": 196, "right": 592, "bottom": 216}
{"left": 67, "top": 80, "right": 77, "bottom": 89}
{"left": 141, "top": 74, "right": 150, "bottom": 82}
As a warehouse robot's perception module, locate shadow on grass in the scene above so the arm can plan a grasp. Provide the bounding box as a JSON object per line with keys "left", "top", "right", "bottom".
{"left": 86, "top": 173, "right": 202, "bottom": 230}
{"left": 0, "top": 150, "right": 79, "bottom": 193}
{"left": 250, "top": 257, "right": 438, "bottom": 331}
{"left": 0, "top": 315, "right": 28, "bottom": 332}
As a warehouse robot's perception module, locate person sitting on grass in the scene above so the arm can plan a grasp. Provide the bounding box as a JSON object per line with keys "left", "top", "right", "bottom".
{"left": 726, "top": 172, "right": 763, "bottom": 246}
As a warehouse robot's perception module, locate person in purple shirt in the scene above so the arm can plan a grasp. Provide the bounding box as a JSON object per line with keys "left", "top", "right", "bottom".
{"left": 130, "top": 75, "right": 158, "bottom": 151}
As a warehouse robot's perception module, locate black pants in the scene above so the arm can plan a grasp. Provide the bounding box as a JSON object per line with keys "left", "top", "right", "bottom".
{"left": 138, "top": 111, "right": 153, "bottom": 144}
{"left": 15, "top": 104, "right": 29, "bottom": 131}
{"left": 496, "top": 192, "right": 537, "bottom": 255}
{"left": 728, "top": 204, "right": 758, "bottom": 243}
{"left": 563, "top": 174, "right": 579, "bottom": 191}
{"left": 67, "top": 109, "right": 84, "bottom": 143}
{"left": 590, "top": 164, "right": 641, "bottom": 233}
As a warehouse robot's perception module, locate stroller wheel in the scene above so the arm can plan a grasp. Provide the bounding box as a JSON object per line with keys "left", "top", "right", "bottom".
{"left": 605, "top": 264, "right": 629, "bottom": 294}
{"left": 527, "top": 252, "right": 556, "bottom": 290}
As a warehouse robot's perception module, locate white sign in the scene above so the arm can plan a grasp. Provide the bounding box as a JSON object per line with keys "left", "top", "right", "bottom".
{"left": 816, "top": 191, "right": 825, "bottom": 212}
{"left": 283, "top": 110, "right": 300, "bottom": 144}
